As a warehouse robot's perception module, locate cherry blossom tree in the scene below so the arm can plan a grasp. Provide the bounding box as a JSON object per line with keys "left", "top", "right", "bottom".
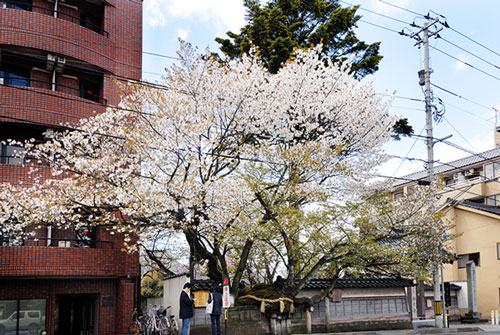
{"left": 0, "top": 42, "right": 452, "bottom": 300}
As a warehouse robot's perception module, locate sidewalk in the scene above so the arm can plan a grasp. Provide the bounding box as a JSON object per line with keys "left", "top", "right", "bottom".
{"left": 298, "top": 322, "right": 500, "bottom": 335}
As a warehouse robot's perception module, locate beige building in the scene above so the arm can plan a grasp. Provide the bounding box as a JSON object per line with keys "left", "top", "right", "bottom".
{"left": 393, "top": 145, "right": 500, "bottom": 318}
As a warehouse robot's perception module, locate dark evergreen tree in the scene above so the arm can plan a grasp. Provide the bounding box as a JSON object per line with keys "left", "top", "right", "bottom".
{"left": 216, "top": 0, "right": 382, "bottom": 77}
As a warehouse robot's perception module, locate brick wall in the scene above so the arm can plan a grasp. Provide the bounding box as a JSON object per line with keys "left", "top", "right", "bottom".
{"left": 0, "top": 278, "right": 125, "bottom": 335}
{"left": 0, "top": 85, "right": 106, "bottom": 127}
{"left": 0, "top": 2, "right": 142, "bottom": 333}
{"left": 0, "top": 5, "right": 141, "bottom": 80}
{"left": 0, "top": 230, "right": 140, "bottom": 278}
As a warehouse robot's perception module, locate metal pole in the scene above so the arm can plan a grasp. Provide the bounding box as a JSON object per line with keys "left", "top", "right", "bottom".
{"left": 224, "top": 308, "right": 228, "bottom": 335}
{"left": 441, "top": 262, "right": 447, "bottom": 327}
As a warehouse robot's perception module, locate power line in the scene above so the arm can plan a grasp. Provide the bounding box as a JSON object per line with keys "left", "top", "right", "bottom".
{"left": 438, "top": 36, "right": 500, "bottom": 71}
{"left": 358, "top": 19, "right": 401, "bottom": 34}
{"left": 0, "top": 48, "right": 183, "bottom": 94}
{"left": 431, "top": 83, "right": 499, "bottom": 115}
{"left": 2, "top": 84, "right": 154, "bottom": 118}
{"left": 390, "top": 106, "right": 425, "bottom": 111}
{"left": 376, "top": 93, "right": 424, "bottom": 102}
{"left": 142, "top": 51, "right": 180, "bottom": 61}
{"left": 340, "top": 0, "right": 411, "bottom": 25}
{"left": 447, "top": 26, "right": 500, "bottom": 59}
{"left": 391, "top": 126, "right": 425, "bottom": 176}
{"left": 1, "top": 23, "right": 181, "bottom": 63}
{"left": 377, "top": 0, "right": 425, "bottom": 18}
{"left": 442, "top": 116, "right": 477, "bottom": 152}
{"left": 440, "top": 100, "right": 494, "bottom": 124}
{"left": 430, "top": 45, "right": 500, "bottom": 83}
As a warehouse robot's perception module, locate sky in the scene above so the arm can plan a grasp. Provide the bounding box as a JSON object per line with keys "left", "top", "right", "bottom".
{"left": 141, "top": 0, "right": 500, "bottom": 179}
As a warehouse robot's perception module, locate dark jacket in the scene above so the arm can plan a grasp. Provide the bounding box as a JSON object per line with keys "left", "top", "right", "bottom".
{"left": 179, "top": 290, "right": 194, "bottom": 319}
{"left": 207, "top": 289, "right": 223, "bottom": 316}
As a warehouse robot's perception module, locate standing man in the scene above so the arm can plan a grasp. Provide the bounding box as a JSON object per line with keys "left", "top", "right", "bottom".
{"left": 208, "top": 283, "right": 223, "bottom": 335}
{"left": 179, "top": 282, "right": 195, "bottom": 335}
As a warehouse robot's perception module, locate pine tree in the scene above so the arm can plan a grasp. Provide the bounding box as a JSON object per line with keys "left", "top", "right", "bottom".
{"left": 216, "top": 0, "right": 382, "bottom": 77}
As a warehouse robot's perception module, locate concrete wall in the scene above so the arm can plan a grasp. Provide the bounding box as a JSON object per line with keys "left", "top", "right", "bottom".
{"left": 443, "top": 205, "right": 500, "bottom": 318}
{"left": 162, "top": 275, "right": 190, "bottom": 319}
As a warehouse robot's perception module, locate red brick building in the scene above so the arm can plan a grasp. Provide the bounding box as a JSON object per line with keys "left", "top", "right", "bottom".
{"left": 0, "top": 1, "right": 142, "bottom": 334}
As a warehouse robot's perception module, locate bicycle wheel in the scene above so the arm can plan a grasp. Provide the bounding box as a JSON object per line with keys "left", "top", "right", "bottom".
{"left": 128, "top": 322, "right": 140, "bottom": 335}
{"left": 170, "top": 318, "right": 179, "bottom": 335}
{"left": 140, "top": 319, "right": 149, "bottom": 335}
{"left": 159, "top": 318, "right": 170, "bottom": 335}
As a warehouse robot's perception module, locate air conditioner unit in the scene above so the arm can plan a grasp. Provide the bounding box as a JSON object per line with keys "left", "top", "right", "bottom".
{"left": 464, "top": 168, "right": 475, "bottom": 176}
{"left": 46, "top": 54, "right": 56, "bottom": 71}
{"left": 44, "top": 128, "right": 54, "bottom": 139}
{"left": 55, "top": 56, "right": 66, "bottom": 72}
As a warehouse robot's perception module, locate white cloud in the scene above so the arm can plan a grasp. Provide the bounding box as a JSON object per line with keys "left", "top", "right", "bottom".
{"left": 145, "top": 0, "right": 167, "bottom": 27}
{"left": 178, "top": 27, "right": 189, "bottom": 40}
{"left": 144, "top": 0, "right": 246, "bottom": 32}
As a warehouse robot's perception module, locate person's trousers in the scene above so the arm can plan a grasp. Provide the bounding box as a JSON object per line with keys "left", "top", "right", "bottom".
{"left": 210, "top": 314, "right": 221, "bottom": 335}
{"left": 181, "top": 318, "right": 191, "bottom": 335}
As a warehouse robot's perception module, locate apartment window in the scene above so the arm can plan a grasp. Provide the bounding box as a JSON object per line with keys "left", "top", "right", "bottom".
{"left": 80, "top": 12, "right": 102, "bottom": 34}
{"left": 458, "top": 252, "right": 480, "bottom": 268}
{"left": 0, "top": 143, "right": 25, "bottom": 165}
{"left": 497, "top": 243, "right": 500, "bottom": 260}
{"left": 485, "top": 162, "right": 500, "bottom": 180}
{"left": 2, "top": 0, "right": 32, "bottom": 10}
{"left": 486, "top": 194, "right": 500, "bottom": 207}
{"left": 0, "top": 69, "right": 30, "bottom": 87}
{"left": 79, "top": 80, "right": 100, "bottom": 102}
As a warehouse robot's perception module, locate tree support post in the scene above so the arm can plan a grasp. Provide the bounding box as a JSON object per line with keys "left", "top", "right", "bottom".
{"left": 325, "top": 297, "right": 330, "bottom": 332}
{"left": 306, "top": 308, "right": 312, "bottom": 334}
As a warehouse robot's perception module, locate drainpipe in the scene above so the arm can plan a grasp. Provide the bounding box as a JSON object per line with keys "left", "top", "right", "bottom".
{"left": 54, "top": 0, "right": 58, "bottom": 18}
{"left": 47, "top": 226, "right": 52, "bottom": 246}
{"left": 51, "top": 68, "right": 56, "bottom": 91}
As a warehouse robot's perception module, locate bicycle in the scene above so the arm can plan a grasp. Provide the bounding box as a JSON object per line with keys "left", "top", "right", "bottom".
{"left": 148, "top": 306, "right": 178, "bottom": 335}
{"left": 128, "top": 307, "right": 149, "bottom": 335}
{"left": 165, "top": 306, "right": 179, "bottom": 335}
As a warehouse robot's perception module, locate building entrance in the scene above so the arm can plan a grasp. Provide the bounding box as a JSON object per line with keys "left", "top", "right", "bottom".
{"left": 55, "top": 294, "right": 97, "bottom": 335}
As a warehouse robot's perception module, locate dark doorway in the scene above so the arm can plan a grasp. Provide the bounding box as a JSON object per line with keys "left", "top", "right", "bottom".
{"left": 55, "top": 294, "right": 97, "bottom": 335}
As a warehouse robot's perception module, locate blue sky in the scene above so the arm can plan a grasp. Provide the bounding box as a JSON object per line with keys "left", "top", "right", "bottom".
{"left": 141, "top": 0, "right": 500, "bottom": 179}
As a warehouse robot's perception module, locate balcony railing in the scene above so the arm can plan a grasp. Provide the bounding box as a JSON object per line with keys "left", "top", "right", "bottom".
{"left": 1, "top": 0, "right": 109, "bottom": 37}
{"left": 0, "top": 236, "right": 114, "bottom": 249}
{"left": 0, "top": 75, "right": 107, "bottom": 104}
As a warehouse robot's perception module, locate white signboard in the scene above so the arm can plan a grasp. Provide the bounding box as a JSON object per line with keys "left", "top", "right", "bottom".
{"left": 222, "top": 277, "right": 230, "bottom": 308}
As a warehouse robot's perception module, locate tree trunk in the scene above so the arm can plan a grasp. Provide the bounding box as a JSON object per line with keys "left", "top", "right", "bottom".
{"left": 184, "top": 228, "right": 223, "bottom": 283}
{"left": 231, "top": 239, "right": 253, "bottom": 299}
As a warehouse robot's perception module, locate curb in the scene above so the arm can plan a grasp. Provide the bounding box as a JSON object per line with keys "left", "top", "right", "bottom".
{"left": 293, "top": 326, "right": 482, "bottom": 335}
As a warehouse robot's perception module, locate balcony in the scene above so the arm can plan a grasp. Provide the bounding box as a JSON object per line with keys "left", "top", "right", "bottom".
{"left": 0, "top": 71, "right": 106, "bottom": 105}
{"left": 0, "top": 235, "right": 139, "bottom": 278}
{"left": 1, "top": 0, "right": 108, "bottom": 36}
{"left": 0, "top": 49, "right": 107, "bottom": 126}
{"left": 0, "top": 6, "right": 115, "bottom": 72}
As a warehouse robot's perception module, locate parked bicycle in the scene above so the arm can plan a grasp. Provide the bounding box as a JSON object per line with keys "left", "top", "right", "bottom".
{"left": 128, "top": 307, "right": 149, "bottom": 335}
{"left": 148, "top": 306, "right": 178, "bottom": 335}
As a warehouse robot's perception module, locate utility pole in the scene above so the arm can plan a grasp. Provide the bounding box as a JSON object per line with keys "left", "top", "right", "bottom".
{"left": 403, "top": 15, "right": 444, "bottom": 328}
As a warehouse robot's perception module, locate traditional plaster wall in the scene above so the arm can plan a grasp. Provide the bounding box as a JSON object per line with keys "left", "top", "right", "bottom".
{"left": 443, "top": 206, "right": 500, "bottom": 317}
